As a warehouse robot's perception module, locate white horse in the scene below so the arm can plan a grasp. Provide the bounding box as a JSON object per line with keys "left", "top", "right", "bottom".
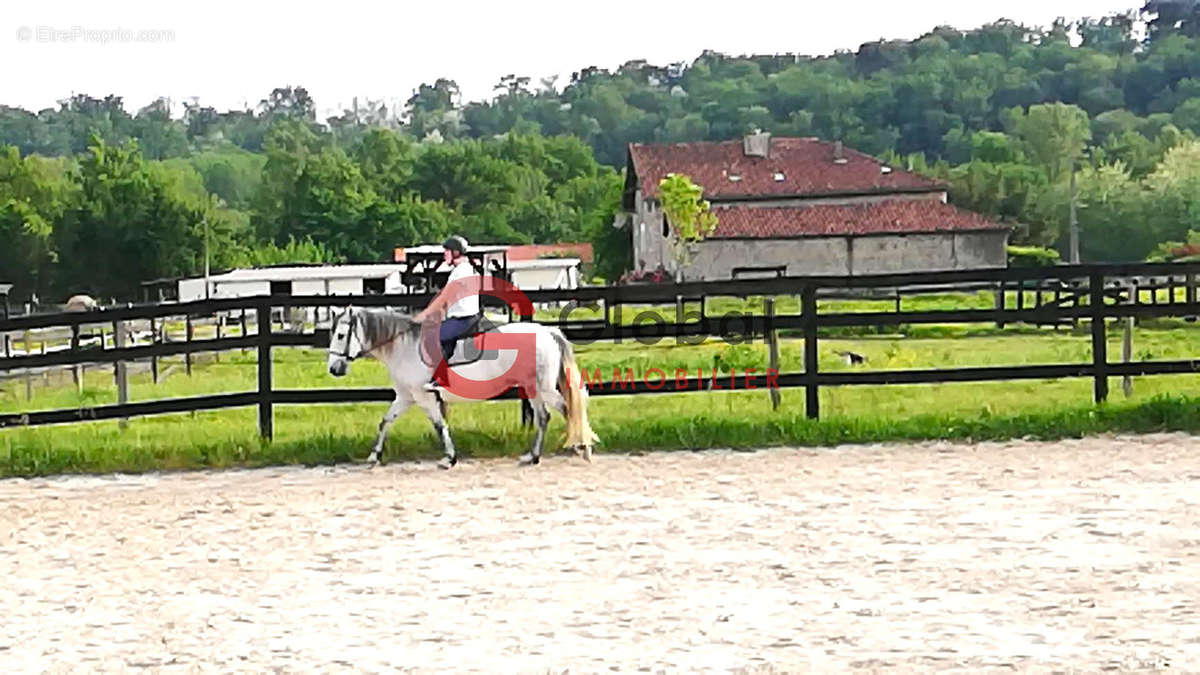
{"left": 326, "top": 306, "right": 598, "bottom": 469}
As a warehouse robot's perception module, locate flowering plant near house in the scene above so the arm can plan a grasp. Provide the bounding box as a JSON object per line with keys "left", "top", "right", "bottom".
{"left": 616, "top": 265, "right": 670, "bottom": 285}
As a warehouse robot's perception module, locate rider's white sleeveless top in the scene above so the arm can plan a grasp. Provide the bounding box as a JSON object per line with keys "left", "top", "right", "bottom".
{"left": 445, "top": 260, "right": 479, "bottom": 318}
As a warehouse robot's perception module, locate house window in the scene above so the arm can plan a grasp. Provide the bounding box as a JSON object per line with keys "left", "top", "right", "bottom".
{"left": 773, "top": 171, "right": 785, "bottom": 182}
{"left": 662, "top": 217, "right": 670, "bottom": 237}
{"left": 364, "top": 278, "right": 385, "bottom": 294}
{"left": 270, "top": 281, "right": 290, "bottom": 295}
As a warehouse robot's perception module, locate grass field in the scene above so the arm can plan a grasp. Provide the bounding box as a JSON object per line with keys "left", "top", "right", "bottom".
{"left": 4, "top": 316, "right": 1200, "bottom": 478}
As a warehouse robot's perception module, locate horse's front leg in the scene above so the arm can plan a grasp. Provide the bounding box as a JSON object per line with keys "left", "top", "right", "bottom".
{"left": 416, "top": 393, "right": 457, "bottom": 469}
{"left": 368, "top": 394, "right": 413, "bottom": 466}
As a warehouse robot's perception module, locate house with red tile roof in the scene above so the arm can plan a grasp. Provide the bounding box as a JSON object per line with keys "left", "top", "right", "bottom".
{"left": 617, "top": 132, "right": 1011, "bottom": 281}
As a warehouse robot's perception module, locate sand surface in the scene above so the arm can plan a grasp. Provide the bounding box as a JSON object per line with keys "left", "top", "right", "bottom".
{"left": 2, "top": 434, "right": 1199, "bottom": 672}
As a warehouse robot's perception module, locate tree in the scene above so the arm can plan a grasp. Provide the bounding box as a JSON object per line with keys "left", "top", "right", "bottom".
{"left": 658, "top": 173, "right": 717, "bottom": 278}
{"left": 259, "top": 86, "right": 316, "bottom": 122}
{"left": 131, "top": 98, "right": 188, "bottom": 160}
{"left": 0, "top": 148, "right": 73, "bottom": 298}
{"left": 407, "top": 140, "right": 519, "bottom": 214}
{"left": 253, "top": 118, "right": 325, "bottom": 244}
{"left": 185, "top": 147, "right": 266, "bottom": 210}
{"left": 183, "top": 102, "right": 221, "bottom": 142}
{"left": 1014, "top": 103, "right": 1092, "bottom": 182}
{"left": 350, "top": 127, "right": 415, "bottom": 201}
{"left": 1144, "top": 0, "right": 1200, "bottom": 42}
{"left": 232, "top": 235, "right": 337, "bottom": 267}
{"left": 0, "top": 106, "right": 42, "bottom": 156}
{"left": 55, "top": 137, "right": 214, "bottom": 298}
{"left": 405, "top": 79, "right": 464, "bottom": 140}
{"left": 1143, "top": 138, "right": 1200, "bottom": 247}
{"left": 1077, "top": 13, "right": 1138, "bottom": 54}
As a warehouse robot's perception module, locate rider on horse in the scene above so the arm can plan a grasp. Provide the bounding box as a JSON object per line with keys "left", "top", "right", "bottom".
{"left": 414, "top": 235, "right": 481, "bottom": 390}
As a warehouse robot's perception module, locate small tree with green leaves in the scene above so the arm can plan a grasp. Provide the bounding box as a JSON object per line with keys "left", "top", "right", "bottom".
{"left": 658, "top": 173, "right": 718, "bottom": 278}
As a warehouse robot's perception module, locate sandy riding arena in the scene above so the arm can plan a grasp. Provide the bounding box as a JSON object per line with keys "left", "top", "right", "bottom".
{"left": 2, "top": 434, "right": 1199, "bottom": 672}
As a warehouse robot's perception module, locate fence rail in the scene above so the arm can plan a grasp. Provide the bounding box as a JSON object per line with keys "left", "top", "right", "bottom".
{"left": 4, "top": 262, "right": 1200, "bottom": 436}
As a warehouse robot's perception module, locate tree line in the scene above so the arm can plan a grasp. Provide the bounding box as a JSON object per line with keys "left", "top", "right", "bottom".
{"left": 4, "top": 2, "right": 1200, "bottom": 302}
{"left": 0, "top": 127, "right": 623, "bottom": 302}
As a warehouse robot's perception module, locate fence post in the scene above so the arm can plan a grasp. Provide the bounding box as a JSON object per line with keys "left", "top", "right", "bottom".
{"left": 71, "top": 323, "right": 82, "bottom": 395}
{"left": 150, "top": 318, "right": 159, "bottom": 384}
{"left": 23, "top": 329, "right": 32, "bottom": 401}
{"left": 1122, "top": 316, "right": 1134, "bottom": 399}
{"left": 802, "top": 285, "right": 819, "bottom": 420}
{"left": 1090, "top": 273, "right": 1109, "bottom": 404}
{"left": 185, "top": 315, "right": 194, "bottom": 376}
{"left": 115, "top": 320, "right": 129, "bottom": 429}
{"left": 240, "top": 311, "right": 249, "bottom": 354}
{"left": 995, "top": 280, "right": 1006, "bottom": 329}
{"left": 257, "top": 299, "right": 274, "bottom": 441}
{"left": 764, "top": 297, "right": 781, "bottom": 411}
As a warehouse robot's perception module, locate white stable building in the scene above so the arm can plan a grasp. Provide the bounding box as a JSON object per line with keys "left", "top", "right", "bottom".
{"left": 175, "top": 264, "right": 406, "bottom": 302}
{"left": 506, "top": 258, "right": 583, "bottom": 291}
{"left": 394, "top": 244, "right": 585, "bottom": 293}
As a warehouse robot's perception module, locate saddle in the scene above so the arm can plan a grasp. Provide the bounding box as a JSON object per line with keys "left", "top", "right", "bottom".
{"left": 420, "top": 315, "right": 504, "bottom": 369}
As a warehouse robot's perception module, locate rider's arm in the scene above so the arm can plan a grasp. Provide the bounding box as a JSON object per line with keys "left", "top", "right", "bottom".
{"left": 414, "top": 289, "right": 449, "bottom": 322}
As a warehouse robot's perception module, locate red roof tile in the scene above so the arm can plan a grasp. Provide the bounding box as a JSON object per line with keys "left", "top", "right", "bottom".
{"left": 629, "top": 137, "right": 945, "bottom": 200}
{"left": 709, "top": 199, "right": 1009, "bottom": 239}
{"left": 505, "top": 243, "right": 594, "bottom": 263}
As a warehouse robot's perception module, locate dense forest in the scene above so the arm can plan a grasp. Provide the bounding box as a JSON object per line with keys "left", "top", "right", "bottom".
{"left": 5, "top": 1, "right": 1200, "bottom": 302}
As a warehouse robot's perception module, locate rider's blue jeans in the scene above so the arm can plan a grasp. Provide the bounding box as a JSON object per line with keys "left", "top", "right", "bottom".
{"left": 439, "top": 315, "right": 478, "bottom": 363}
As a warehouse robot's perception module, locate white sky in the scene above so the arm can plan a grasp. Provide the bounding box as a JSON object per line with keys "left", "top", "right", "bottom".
{"left": 1, "top": 0, "right": 1142, "bottom": 120}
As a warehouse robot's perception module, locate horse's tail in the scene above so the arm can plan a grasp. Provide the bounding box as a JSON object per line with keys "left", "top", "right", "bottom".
{"left": 550, "top": 328, "right": 598, "bottom": 461}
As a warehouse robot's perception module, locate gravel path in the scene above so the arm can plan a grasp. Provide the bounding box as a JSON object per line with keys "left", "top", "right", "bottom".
{"left": 2, "top": 434, "right": 1199, "bottom": 672}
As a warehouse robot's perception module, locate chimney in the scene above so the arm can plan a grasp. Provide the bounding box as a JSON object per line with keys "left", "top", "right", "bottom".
{"left": 743, "top": 130, "right": 771, "bottom": 158}
{"left": 833, "top": 140, "right": 847, "bottom": 165}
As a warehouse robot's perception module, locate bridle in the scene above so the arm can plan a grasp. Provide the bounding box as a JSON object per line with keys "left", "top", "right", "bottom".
{"left": 328, "top": 308, "right": 360, "bottom": 361}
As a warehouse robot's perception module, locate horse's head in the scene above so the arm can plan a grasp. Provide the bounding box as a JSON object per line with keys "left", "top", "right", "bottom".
{"left": 327, "top": 306, "right": 364, "bottom": 377}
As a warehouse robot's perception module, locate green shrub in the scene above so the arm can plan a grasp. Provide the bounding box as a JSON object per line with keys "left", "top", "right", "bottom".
{"left": 1008, "top": 245, "right": 1061, "bottom": 268}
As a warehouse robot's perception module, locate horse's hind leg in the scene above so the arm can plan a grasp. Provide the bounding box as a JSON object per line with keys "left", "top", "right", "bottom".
{"left": 368, "top": 394, "right": 413, "bottom": 466}
{"left": 416, "top": 392, "right": 457, "bottom": 470}
{"left": 519, "top": 401, "right": 550, "bottom": 466}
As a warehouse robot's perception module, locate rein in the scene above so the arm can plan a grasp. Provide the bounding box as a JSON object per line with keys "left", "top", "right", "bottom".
{"left": 328, "top": 308, "right": 421, "bottom": 361}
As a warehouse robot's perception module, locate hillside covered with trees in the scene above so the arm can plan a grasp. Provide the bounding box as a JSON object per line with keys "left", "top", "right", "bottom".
{"left": 4, "top": 1, "right": 1200, "bottom": 301}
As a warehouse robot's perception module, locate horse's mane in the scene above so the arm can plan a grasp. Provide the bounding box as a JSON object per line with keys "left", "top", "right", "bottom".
{"left": 356, "top": 308, "right": 421, "bottom": 350}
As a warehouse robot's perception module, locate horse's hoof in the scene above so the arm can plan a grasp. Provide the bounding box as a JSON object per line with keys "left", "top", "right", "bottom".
{"left": 581, "top": 445, "right": 593, "bottom": 463}
{"left": 437, "top": 456, "right": 456, "bottom": 470}
{"left": 518, "top": 453, "right": 540, "bottom": 466}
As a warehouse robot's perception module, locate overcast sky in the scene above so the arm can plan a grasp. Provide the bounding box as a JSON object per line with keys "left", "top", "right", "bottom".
{"left": 1, "top": 0, "right": 1143, "bottom": 119}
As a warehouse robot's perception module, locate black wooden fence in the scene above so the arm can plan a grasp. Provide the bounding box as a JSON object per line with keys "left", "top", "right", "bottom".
{"left": 3, "top": 262, "right": 1200, "bottom": 437}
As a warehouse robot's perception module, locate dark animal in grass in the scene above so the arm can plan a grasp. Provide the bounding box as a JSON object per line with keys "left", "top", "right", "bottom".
{"left": 836, "top": 350, "right": 867, "bottom": 366}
